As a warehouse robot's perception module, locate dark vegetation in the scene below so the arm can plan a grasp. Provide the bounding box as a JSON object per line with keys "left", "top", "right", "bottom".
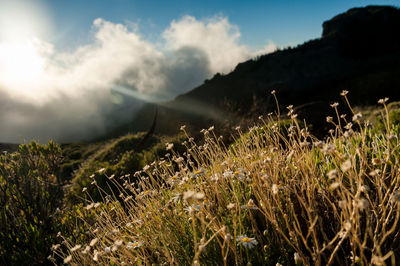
{"left": 0, "top": 5, "right": 400, "bottom": 264}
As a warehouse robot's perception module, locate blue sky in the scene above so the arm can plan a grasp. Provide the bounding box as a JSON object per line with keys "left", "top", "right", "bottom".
{"left": 42, "top": 0, "right": 400, "bottom": 50}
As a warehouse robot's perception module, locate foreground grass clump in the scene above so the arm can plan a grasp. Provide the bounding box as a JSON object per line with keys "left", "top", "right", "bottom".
{"left": 53, "top": 94, "right": 400, "bottom": 265}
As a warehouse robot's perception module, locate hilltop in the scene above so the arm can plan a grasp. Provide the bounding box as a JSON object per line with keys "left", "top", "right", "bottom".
{"left": 117, "top": 5, "right": 400, "bottom": 137}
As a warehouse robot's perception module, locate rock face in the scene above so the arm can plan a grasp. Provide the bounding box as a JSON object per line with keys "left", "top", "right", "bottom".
{"left": 117, "top": 5, "right": 400, "bottom": 138}
{"left": 322, "top": 6, "right": 400, "bottom": 56}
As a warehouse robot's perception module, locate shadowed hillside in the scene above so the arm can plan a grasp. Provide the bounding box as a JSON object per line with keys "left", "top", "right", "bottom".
{"left": 120, "top": 5, "right": 400, "bottom": 137}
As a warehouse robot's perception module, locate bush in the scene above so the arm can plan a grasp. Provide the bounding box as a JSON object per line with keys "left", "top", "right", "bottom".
{"left": 0, "top": 141, "right": 63, "bottom": 265}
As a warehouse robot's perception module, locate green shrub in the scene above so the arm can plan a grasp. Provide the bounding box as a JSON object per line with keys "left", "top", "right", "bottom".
{"left": 0, "top": 141, "right": 63, "bottom": 265}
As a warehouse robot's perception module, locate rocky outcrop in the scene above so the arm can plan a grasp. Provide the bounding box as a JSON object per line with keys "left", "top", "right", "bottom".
{"left": 322, "top": 6, "right": 400, "bottom": 56}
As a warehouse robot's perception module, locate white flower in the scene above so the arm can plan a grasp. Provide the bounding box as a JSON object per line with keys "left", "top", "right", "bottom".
{"left": 104, "top": 246, "right": 111, "bottom": 254}
{"left": 341, "top": 160, "right": 352, "bottom": 172}
{"left": 127, "top": 241, "right": 143, "bottom": 249}
{"left": 340, "top": 90, "right": 348, "bottom": 96}
{"left": 183, "top": 190, "right": 205, "bottom": 200}
{"left": 90, "top": 238, "right": 98, "bottom": 247}
{"left": 322, "top": 144, "right": 336, "bottom": 154}
{"left": 272, "top": 184, "right": 279, "bottom": 195}
{"left": 330, "top": 182, "right": 340, "bottom": 190}
{"left": 327, "top": 169, "right": 338, "bottom": 179}
{"left": 352, "top": 112, "right": 362, "bottom": 121}
{"left": 227, "top": 203, "right": 235, "bottom": 210}
{"left": 378, "top": 97, "right": 389, "bottom": 104}
{"left": 236, "top": 235, "right": 258, "bottom": 248}
{"left": 70, "top": 244, "right": 82, "bottom": 252}
{"left": 64, "top": 255, "right": 72, "bottom": 264}
{"left": 294, "top": 252, "right": 301, "bottom": 264}
{"left": 98, "top": 168, "right": 106, "bottom": 174}
{"left": 166, "top": 143, "right": 174, "bottom": 150}
{"left": 93, "top": 250, "right": 100, "bottom": 261}
{"left": 241, "top": 199, "right": 258, "bottom": 210}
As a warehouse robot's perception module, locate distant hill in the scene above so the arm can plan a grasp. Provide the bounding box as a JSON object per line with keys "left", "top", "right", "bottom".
{"left": 108, "top": 5, "right": 400, "bottom": 138}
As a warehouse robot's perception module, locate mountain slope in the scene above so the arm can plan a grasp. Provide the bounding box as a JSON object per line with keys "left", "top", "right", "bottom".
{"left": 111, "top": 5, "right": 400, "bottom": 137}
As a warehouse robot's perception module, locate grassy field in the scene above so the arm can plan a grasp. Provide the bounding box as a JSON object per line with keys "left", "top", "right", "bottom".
{"left": 46, "top": 92, "right": 400, "bottom": 265}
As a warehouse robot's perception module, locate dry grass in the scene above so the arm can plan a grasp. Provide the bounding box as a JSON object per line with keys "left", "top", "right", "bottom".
{"left": 52, "top": 93, "right": 400, "bottom": 265}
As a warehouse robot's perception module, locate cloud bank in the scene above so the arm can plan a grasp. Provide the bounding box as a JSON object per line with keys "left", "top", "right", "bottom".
{"left": 0, "top": 16, "right": 276, "bottom": 143}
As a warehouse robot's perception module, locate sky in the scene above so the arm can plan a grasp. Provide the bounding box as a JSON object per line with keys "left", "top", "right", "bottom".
{"left": 0, "top": 0, "right": 398, "bottom": 143}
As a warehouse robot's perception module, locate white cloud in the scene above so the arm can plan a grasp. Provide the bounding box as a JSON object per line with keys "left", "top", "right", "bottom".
{"left": 0, "top": 16, "right": 276, "bottom": 143}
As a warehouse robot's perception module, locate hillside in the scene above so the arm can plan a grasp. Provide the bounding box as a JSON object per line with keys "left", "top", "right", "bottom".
{"left": 121, "top": 5, "right": 400, "bottom": 137}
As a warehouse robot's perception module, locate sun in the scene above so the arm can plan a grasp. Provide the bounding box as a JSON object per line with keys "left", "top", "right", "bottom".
{"left": 0, "top": 41, "right": 46, "bottom": 91}
{"left": 0, "top": 0, "right": 51, "bottom": 100}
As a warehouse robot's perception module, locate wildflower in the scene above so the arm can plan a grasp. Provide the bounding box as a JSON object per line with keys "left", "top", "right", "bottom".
{"left": 174, "top": 157, "right": 184, "bottom": 164}
{"left": 352, "top": 112, "right": 362, "bottom": 121}
{"left": 166, "top": 143, "right": 174, "bottom": 150}
{"left": 94, "top": 202, "right": 101, "bottom": 209}
{"left": 70, "top": 244, "right": 82, "bottom": 252}
{"left": 90, "top": 238, "right": 98, "bottom": 247}
{"left": 124, "top": 195, "right": 133, "bottom": 202}
{"left": 93, "top": 250, "right": 100, "bottom": 262}
{"left": 86, "top": 203, "right": 94, "bottom": 210}
{"left": 326, "top": 116, "right": 333, "bottom": 123}
{"left": 237, "top": 235, "right": 258, "bottom": 248}
{"left": 272, "top": 184, "right": 279, "bottom": 195}
{"left": 208, "top": 125, "right": 215, "bottom": 131}
{"left": 235, "top": 126, "right": 241, "bottom": 131}
{"left": 227, "top": 203, "right": 235, "bottom": 210}
{"left": 233, "top": 169, "right": 246, "bottom": 180}
{"left": 127, "top": 241, "right": 143, "bottom": 249}
{"left": 104, "top": 246, "right": 111, "bottom": 254}
{"left": 340, "top": 90, "right": 349, "bottom": 96}
{"left": 91, "top": 180, "right": 97, "bottom": 185}
{"left": 64, "top": 255, "right": 72, "bottom": 264}
{"left": 183, "top": 190, "right": 205, "bottom": 200}
{"left": 355, "top": 198, "right": 369, "bottom": 211}
{"left": 192, "top": 169, "right": 205, "bottom": 178}
{"left": 341, "top": 160, "right": 351, "bottom": 172}
{"left": 330, "top": 102, "right": 339, "bottom": 108}
{"left": 108, "top": 174, "right": 115, "bottom": 180}
{"left": 82, "top": 187, "right": 87, "bottom": 192}
{"left": 51, "top": 244, "right": 60, "bottom": 251}
{"left": 327, "top": 169, "right": 338, "bottom": 179}
{"left": 344, "top": 122, "right": 353, "bottom": 130}
{"left": 271, "top": 90, "right": 276, "bottom": 95}
{"left": 98, "top": 168, "right": 106, "bottom": 174}
{"left": 241, "top": 199, "right": 258, "bottom": 210}
{"left": 183, "top": 205, "right": 201, "bottom": 214}
{"left": 330, "top": 182, "right": 340, "bottom": 190}
{"left": 210, "top": 174, "right": 220, "bottom": 182}
{"left": 378, "top": 97, "right": 389, "bottom": 104}
{"left": 314, "top": 141, "right": 323, "bottom": 148}
{"left": 338, "top": 200, "right": 346, "bottom": 209}
{"left": 369, "top": 169, "right": 380, "bottom": 177}
{"left": 81, "top": 245, "right": 90, "bottom": 254}
{"left": 180, "top": 125, "right": 186, "bottom": 131}
{"left": 322, "top": 144, "right": 336, "bottom": 154}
